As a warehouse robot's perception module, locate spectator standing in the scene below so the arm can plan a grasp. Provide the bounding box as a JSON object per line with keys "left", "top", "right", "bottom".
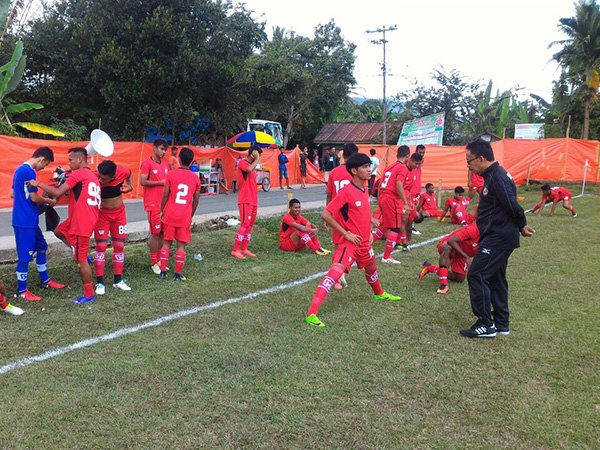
{"left": 299, "top": 148, "right": 309, "bottom": 189}
{"left": 278, "top": 147, "right": 292, "bottom": 190}
{"left": 368, "top": 148, "right": 380, "bottom": 196}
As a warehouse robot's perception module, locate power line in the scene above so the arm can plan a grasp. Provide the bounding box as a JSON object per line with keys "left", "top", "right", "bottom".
{"left": 366, "top": 25, "right": 397, "bottom": 144}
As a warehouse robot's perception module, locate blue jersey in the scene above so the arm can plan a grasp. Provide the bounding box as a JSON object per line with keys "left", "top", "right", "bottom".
{"left": 12, "top": 163, "right": 39, "bottom": 228}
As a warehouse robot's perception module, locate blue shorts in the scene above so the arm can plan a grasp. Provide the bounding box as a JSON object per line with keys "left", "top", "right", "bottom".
{"left": 279, "top": 167, "right": 289, "bottom": 179}
{"left": 14, "top": 226, "right": 48, "bottom": 262}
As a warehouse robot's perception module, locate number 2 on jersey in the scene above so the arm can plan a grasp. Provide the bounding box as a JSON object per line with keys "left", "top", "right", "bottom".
{"left": 175, "top": 184, "right": 189, "bottom": 204}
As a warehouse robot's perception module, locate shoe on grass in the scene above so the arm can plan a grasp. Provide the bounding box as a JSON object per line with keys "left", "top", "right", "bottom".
{"left": 2, "top": 303, "right": 24, "bottom": 316}
{"left": 401, "top": 243, "right": 410, "bottom": 252}
{"left": 174, "top": 273, "right": 187, "bottom": 281}
{"left": 382, "top": 257, "right": 401, "bottom": 265}
{"left": 113, "top": 280, "right": 132, "bottom": 291}
{"left": 496, "top": 325, "right": 510, "bottom": 336}
{"left": 374, "top": 291, "right": 403, "bottom": 301}
{"left": 159, "top": 271, "right": 167, "bottom": 280}
{"left": 459, "top": 321, "right": 497, "bottom": 338}
{"left": 95, "top": 283, "right": 106, "bottom": 295}
{"left": 572, "top": 213, "right": 577, "bottom": 218}
{"left": 411, "top": 226, "right": 422, "bottom": 236}
{"left": 419, "top": 261, "right": 432, "bottom": 280}
{"left": 19, "top": 289, "right": 42, "bottom": 302}
{"left": 305, "top": 314, "right": 325, "bottom": 328}
{"left": 70, "top": 295, "right": 96, "bottom": 305}
{"left": 42, "top": 279, "right": 65, "bottom": 290}
{"left": 314, "top": 247, "right": 331, "bottom": 256}
{"left": 436, "top": 284, "right": 449, "bottom": 295}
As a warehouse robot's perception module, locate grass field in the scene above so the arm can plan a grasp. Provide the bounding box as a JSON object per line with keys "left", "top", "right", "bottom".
{"left": 0, "top": 185, "right": 598, "bottom": 449}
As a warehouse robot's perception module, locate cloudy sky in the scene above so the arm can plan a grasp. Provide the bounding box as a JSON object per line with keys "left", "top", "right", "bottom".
{"left": 240, "top": 0, "right": 576, "bottom": 101}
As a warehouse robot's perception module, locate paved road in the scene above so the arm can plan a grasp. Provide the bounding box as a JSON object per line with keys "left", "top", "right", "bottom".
{"left": 0, "top": 183, "right": 327, "bottom": 238}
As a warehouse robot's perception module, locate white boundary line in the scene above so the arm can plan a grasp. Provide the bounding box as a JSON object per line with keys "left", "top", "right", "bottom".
{"left": 0, "top": 234, "right": 447, "bottom": 376}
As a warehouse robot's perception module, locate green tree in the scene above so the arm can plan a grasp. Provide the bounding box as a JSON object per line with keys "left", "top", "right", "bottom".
{"left": 21, "top": 0, "right": 266, "bottom": 140}
{"left": 550, "top": 0, "right": 600, "bottom": 139}
{"left": 244, "top": 21, "right": 356, "bottom": 147}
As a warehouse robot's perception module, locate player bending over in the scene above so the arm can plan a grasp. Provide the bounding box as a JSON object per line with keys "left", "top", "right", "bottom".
{"left": 159, "top": 147, "right": 201, "bottom": 281}
{"left": 94, "top": 160, "right": 134, "bottom": 295}
{"left": 419, "top": 223, "right": 480, "bottom": 294}
{"left": 531, "top": 184, "right": 577, "bottom": 218}
{"left": 305, "top": 153, "right": 403, "bottom": 328}
{"left": 279, "top": 199, "right": 330, "bottom": 255}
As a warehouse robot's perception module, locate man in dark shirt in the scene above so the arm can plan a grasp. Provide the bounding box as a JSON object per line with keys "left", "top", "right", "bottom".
{"left": 461, "top": 140, "right": 535, "bottom": 338}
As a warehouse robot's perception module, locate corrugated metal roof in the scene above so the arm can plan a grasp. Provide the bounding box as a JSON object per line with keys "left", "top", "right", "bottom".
{"left": 314, "top": 122, "right": 402, "bottom": 144}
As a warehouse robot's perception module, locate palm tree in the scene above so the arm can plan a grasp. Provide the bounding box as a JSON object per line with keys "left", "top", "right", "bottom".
{"left": 550, "top": 0, "right": 600, "bottom": 139}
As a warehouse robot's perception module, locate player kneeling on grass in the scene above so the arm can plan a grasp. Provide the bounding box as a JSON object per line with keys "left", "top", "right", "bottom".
{"left": 419, "top": 223, "right": 480, "bottom": 295}
{"left": 531, "top": 184, "right": 577, "bottom": 218}
{"left": 305, "top": 153, "right": 403, "bottom": 328}
{"left": 158, "top": 147, "right": 200, "bottom": 281}
{"left": 279, "top": 199, "right": 330, "bottom": 255}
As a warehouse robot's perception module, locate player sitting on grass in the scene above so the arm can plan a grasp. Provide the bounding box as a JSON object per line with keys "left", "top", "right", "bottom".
{"left": 531, "top": 184, "right": 577, "bottom": 218}
{"left": 440, "top": 186, "right": 474, "bottom": 226}
{"left": 0, "top": 279, "right": 23, "bottom": 316}
{"left": 417, "top": 183, "right": 443, "bottom": 218}
{"left": 279, "top": 199, "right": 330, "bottom": 255}
{"left": 305, "top": 153, "right": 403, "bottom": 328}
{"left": 158, "top": 147, "right": 200, "bottom": 281}
{"left": 419, "top": 223, "right": 480, "bottom": 294}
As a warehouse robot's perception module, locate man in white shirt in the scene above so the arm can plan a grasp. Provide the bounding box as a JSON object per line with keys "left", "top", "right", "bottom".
{"left": 368, "top": 148, "right": 380, "bottom": 196}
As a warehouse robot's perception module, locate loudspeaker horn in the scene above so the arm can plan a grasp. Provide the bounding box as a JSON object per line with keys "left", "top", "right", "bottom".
{"left": 85, "top": 129, "right": 114, "bottom": 157}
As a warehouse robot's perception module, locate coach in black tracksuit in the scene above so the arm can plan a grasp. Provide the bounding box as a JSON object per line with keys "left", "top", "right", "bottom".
{"left": 460, "top": 140, "right": 535, "bottom": 338}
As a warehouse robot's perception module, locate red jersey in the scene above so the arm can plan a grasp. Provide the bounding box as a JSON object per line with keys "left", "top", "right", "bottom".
{"left": 410, "top": 166, "right": 422, "bottom": 197}
{"left": 65, "top": 167, "right": 100, "bottom": 236}
{"left": 469, "top": 171, "right": 484, "bottom": 190}
{"left": 419, "top": 192, "right": 439, "bottom": 212}
{"left": 162, "top": 168, "right": 201, "bottom": 227}
{"left": 440, "top": 224, "right": 480, "bottom": 257}
{"left": 100, "top": 165, "right": 131, "bottom": 200}
{"left": 141, "top": 157, "right": 169, "bottom": 211}
{"left": 444, "top": 196, "right": 471, "bottom": 212}
{"left": 237, "top": 159, "right": 258, "bottom": 206}
{"left": 326, "top": 182, "right": 371, "bottom": 246}
{"left": 326, "top": 165, "right": 352, "bottom": 200}
{"left": 403, "top": 168, "right": 417, "bottom": 197}
{"left": 280, "top": 213, "right": 309, "bottom": 240}
{"left": 546, "top": 186, "right": 572, "bottom": 202}
{"left": 379, "top": 162, "right": 409, "bottom": 199}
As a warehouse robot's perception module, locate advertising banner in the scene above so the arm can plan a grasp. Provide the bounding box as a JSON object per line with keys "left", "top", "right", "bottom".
{"left": 515, "top": 123, "right": 544, "bottom": 139}
{"left": 397, "top": 112, "right": 445, "bottom": 146}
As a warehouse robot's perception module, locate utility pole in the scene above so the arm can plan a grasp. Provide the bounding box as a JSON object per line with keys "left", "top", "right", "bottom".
{"left": 366, "top": 25, "right": 397, "bottom": 145}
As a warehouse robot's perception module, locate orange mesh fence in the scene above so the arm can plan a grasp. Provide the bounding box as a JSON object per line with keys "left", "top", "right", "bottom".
{"left": 0, "top": 135, "right": 597, "bottom": 208}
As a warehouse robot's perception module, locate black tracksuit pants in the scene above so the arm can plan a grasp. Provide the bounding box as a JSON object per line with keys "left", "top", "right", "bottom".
{"left": 467, "top": 245, "right": 515, "bottom": 328}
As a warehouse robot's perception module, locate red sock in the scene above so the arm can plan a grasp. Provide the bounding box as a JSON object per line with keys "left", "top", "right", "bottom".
{"left": 159, "top": 247, "right": 169, "bottom": 272}
{"left": 150, "top": 252, "right": 159, "bottom": 266}
{"left": 438, "top": 266, "right": 449, "bottom": 285}
{"left": 307, "top": 265, "right": 345, "bottom": 316}
{"left": 112, "top": 241, "right": 124, "bottom": 276}
{"left": 0, "top": 294, "right": 7, "bottom": 309}
{"left": 364, "top": 263, "right": 384, "bottom": 295}
{"left": 383, "top": 231, "right": 399, "bottom": 259}
{"left": 94, "top": 241, "right": 107, "bottom": 278}
{"left": 83, "top": 283, "right": 94, "bottom": 298}
{"left": 175, "top": 251, "right": 186, "bottom": 274}
{"left": 300, "top": 232, "right": 320, "bottom": 251}
{"left": 310, "top": 235, "right": 323, "bottom": 249}
{"left": 233, "top": 225, "right": 246, "bottom": 251}
{"left": 429, "top": 264, "right": 439, "bottom": 274}
{"left": 371, "top": 226, "right": 385, "bottom": 243}
{"left": 399, "top": 231, "right": 407, "bottom": 245}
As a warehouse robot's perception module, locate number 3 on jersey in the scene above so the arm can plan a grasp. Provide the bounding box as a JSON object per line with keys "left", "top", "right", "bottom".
{"left": 175, "top": 184, "right": 189, "bottom": 204}
{"left": 380, "top": 171, "right": 392, "bottom": 189}
{"left": 87, "top": 182, "right": 101, "bottom": 207}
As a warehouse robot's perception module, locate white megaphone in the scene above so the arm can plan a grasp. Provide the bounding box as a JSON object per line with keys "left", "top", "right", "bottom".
{"left": 85, "top": 129, "right": 114, "bottom": 157}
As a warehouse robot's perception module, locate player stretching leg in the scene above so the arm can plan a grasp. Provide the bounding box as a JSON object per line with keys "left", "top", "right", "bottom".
{"left": 159, "top": 148, "right": 200, "bottom": 280}
{"left": 94, "top": 160, "right": 134, "bottom": 294}
{"left": 420, "top": 224, "right": 480, "bottom": 294}
{"left": 305, "top": 153, "right": 403, "bottom": 328}
{"left": 279, "top": 198, "right": 330, "bottom": 255}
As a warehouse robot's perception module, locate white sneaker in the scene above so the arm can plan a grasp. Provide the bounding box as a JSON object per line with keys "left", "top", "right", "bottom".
{"left": 339, "top": 274, "right": 348, "bottom": 288}
{"left": 411, "top": 227, "right": 422, "bottom": 236}
{"left": 2, "top": 304, "right": 24, "bottom": 316}
{"left": 151, "top": 263, "right": 161, "bottom": 275}
{"left": 382, "top": 257, "right": 401, "bottom": 265}
{"left": 95, "top": 283, "right": 106, "bottom": 295}
{"left": 113, "top": 280, "right": 132, "bottom": 291}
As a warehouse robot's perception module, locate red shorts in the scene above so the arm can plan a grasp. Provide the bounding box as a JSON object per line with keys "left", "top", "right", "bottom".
{"left": 55, "top": 220, "right": 91, "bottom": 262}
{"left": 437, "top": 240, "right": 468, "bottom": 275}
{"left": 238, "top": 203, "right": 258, "bottom": 228}
{"left": 451, "top": 208, "right": 475, "bottom": 224}
{"left": 95, "top": 204, "right": 128, "bottom": 240}
{"left": 378, "top": 195, "right": 405, "bottom": 230}
{"left": 162, "top": 223, "right": 191, "bottom": 243}
{"left": 279, "top": 237, "right": 304, "bottom": 252}
{"left": 147, "top": 210, "right": 162, "bottom": 235}
{"left": 332, "top": 241, "right": 376, "bottom": 273}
